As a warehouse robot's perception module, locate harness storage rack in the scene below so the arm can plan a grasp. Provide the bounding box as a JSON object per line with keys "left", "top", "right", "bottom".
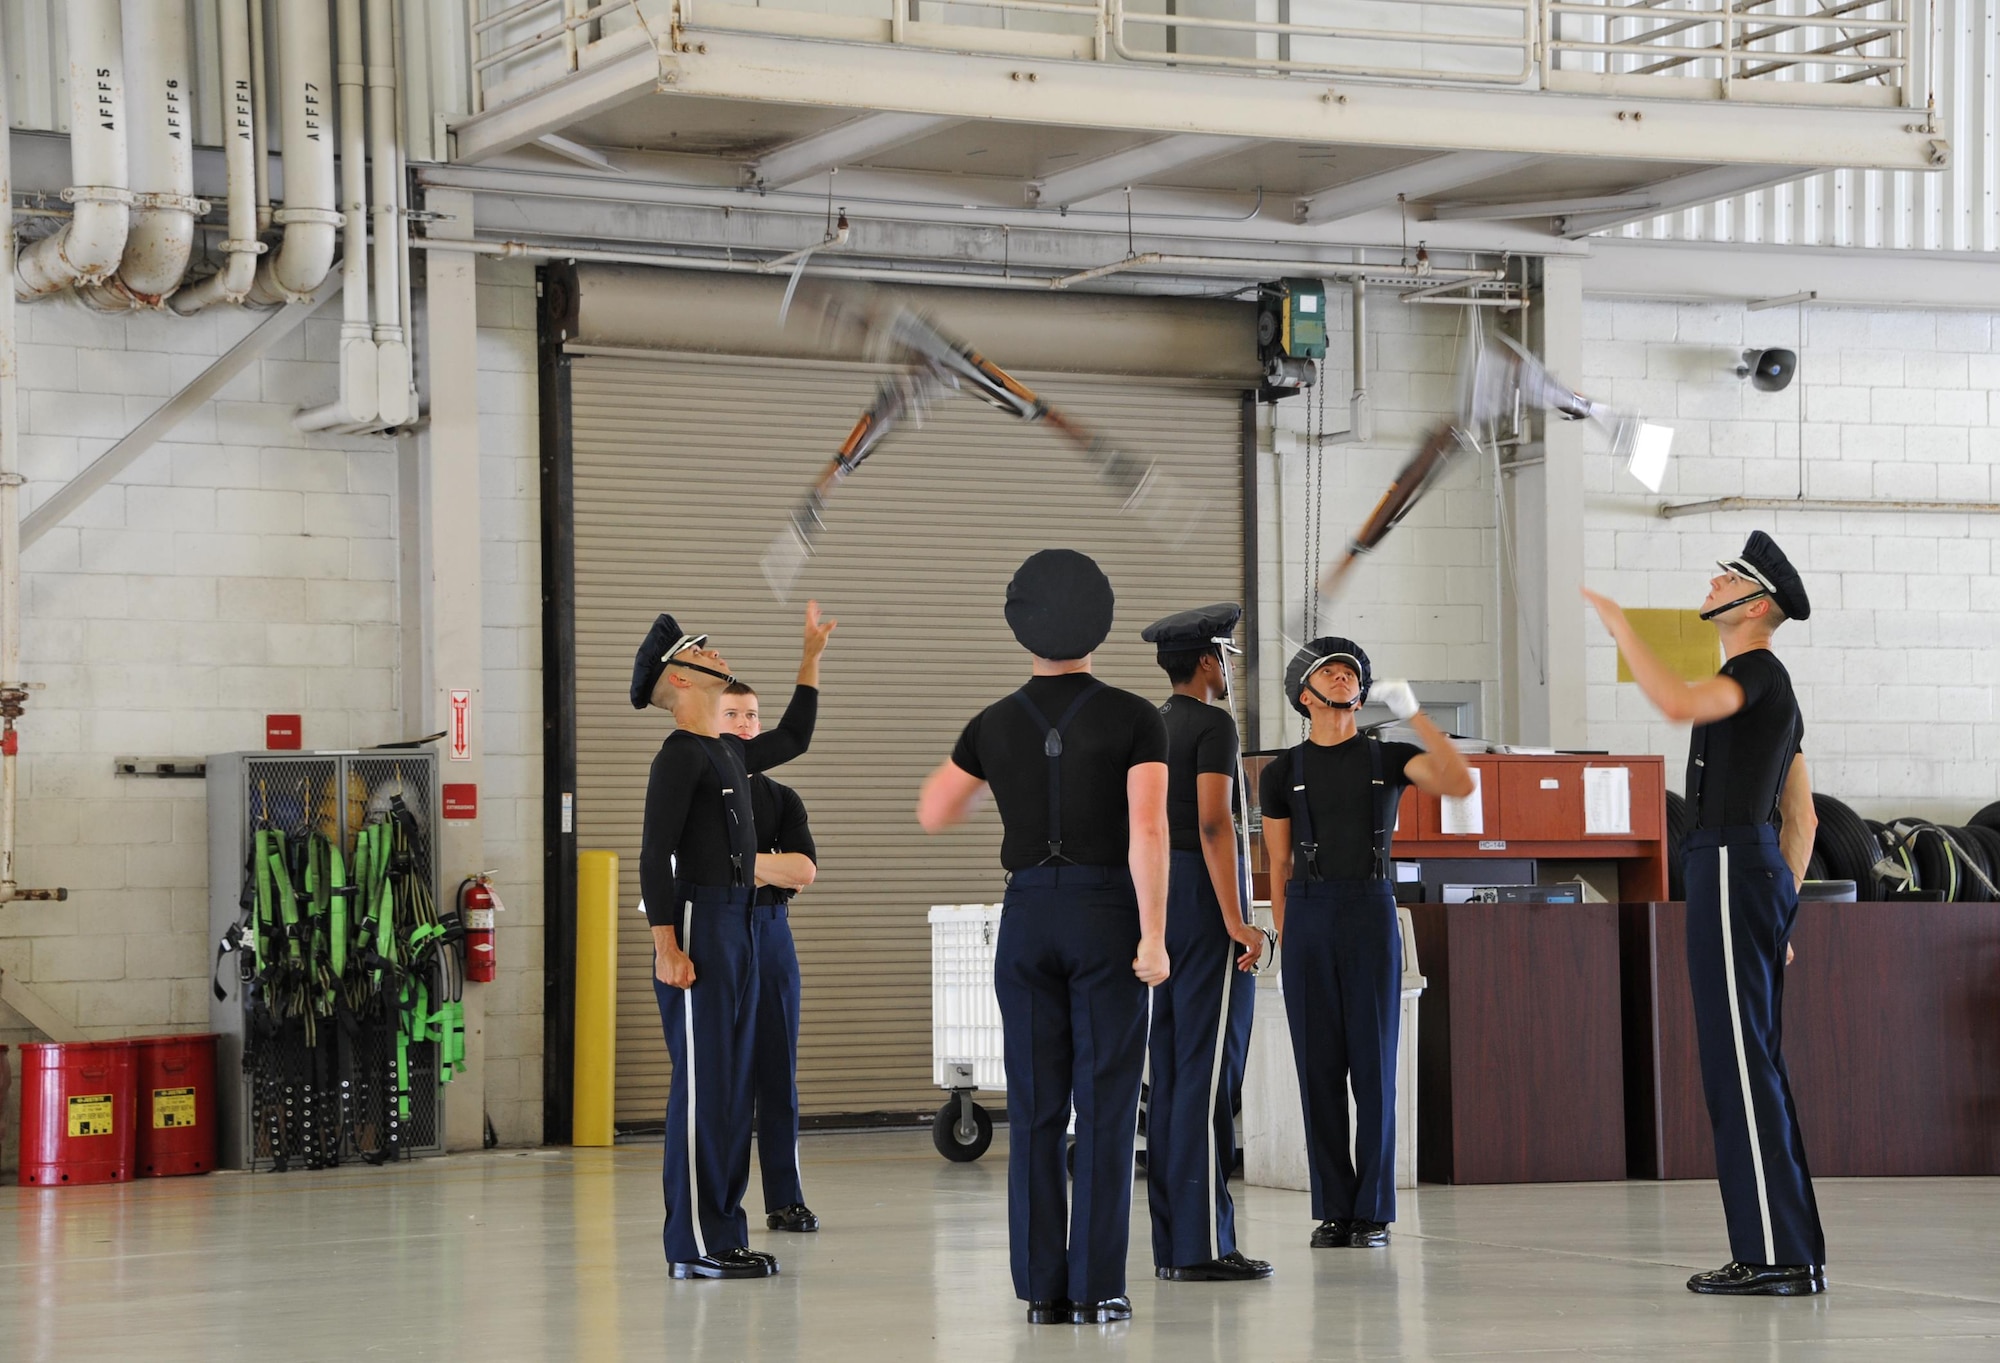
{"left": 207, "top": 751, "right": 458, "bottom": 1171}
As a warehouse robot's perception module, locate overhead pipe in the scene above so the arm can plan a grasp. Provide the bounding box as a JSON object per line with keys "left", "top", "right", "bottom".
{"left": 296, "top": 0, "right": 378, "bottom": 430}
{"left": 247, "top": 0, "right": 340, "bottom": 305}
{"left": 1314, "top": 279, "right": 1373, "bottom": 446}
{"left": 366, "top": 0, "right": 412, "bottom": 427}
{"left": 172, "top": 0, "right": 263, "bottom": 313}
{"left": 250, "top": 0, "right": 271, "bottom": 232}
{"left": 82, "top": 0, "right": 205, "bottom": 311}
{"left": 15, "top": 0, "right": 132, "bottom": 300}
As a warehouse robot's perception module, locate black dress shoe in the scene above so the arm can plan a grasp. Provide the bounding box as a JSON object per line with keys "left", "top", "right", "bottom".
{"left": 766, "top": 1204, "right": 820, "bottom": 1232}
{"left": 1025, "top": 1299, "right": 1073, "bottom": 1324}
{"left": 1310, "top": 1219, "right": 1351, "bottom": 1248}
{"left": 1071, "top": 1296, "right": 1132, "bottom": 1324}
{"left": 1348, "top": 1220, "right": 1390, "bottom": 1248}
{"left": 1686, "top": 1261, "right": 1826, "bottom": 1296}
{"left": 668, "top": 1247, "right": 779, "bottom": 1280}
{"left": 1156, "top": 1251, "right": 1275, "bottom": 1282}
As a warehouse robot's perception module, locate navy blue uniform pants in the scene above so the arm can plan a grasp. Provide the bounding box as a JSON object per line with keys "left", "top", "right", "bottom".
{"left": 750, "top": 902, "right": 806, "bottom": 1211}
{"left": 1280, "top": 878, "right": 1400, "bottom": 1225}
{"left": 1684, "top": 826, "right": 1825, "bottom": 1268}
{"left": 994, "top": 865, "right": 1149, "bottom": 1305}
{"left": 653, "top": 885, "right": 759, "bottom": 1263}
{"left": 1146, "top": 849, "right": 1253, "bottom": 1268}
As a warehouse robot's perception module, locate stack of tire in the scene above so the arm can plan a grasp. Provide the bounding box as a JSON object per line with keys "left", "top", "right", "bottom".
{"left": 1809, "top": 797, "right": 2000, "bottom": 903}
{"left": 1661, "top": 792, "right": 2000, "bottom": 902}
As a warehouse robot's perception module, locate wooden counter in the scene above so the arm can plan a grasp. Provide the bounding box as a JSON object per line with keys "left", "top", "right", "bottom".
{"left": 1411, "top": 901, "right": 1627, "bottom": 1185}
{"left": 1622, "top": 901, "right": 2000, "bottom": 1179}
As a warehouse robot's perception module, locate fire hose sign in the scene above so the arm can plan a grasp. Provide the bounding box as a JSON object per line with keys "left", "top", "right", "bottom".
{"left": 68, "top": 1094, "right": 114, "bottom": 1137}
{"left": 449, "top": 689, "right": 472, "bottom": 762}
{"left": 153, "top": 1087, "right": 197, "bottom": 1129}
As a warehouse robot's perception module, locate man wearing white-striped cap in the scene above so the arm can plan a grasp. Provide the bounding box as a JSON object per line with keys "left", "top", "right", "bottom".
{"left": 1585, "top": 531, "right": 1826, "bottom": 1296}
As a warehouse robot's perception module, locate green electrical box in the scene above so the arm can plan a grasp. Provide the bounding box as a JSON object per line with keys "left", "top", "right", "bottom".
{"left": 1258, "top": 277, "right": 1328, "bottom": 361}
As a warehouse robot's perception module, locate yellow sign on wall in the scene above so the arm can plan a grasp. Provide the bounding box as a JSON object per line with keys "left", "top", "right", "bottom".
{"left": 1616, "top": 609, "right": 1721, "bottom": 684}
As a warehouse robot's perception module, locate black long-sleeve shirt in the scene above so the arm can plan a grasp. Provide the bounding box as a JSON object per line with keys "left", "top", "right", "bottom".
{"left": 751, "top": 773, "right": 816, "bottom": 906}
{"left": 640, "top": 685, "right": 817, "bottom": 927}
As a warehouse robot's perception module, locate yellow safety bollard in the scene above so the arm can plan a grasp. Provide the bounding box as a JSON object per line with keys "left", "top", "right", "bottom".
{"left": 573, "top": 850, "right": 619, "bottom": 1147}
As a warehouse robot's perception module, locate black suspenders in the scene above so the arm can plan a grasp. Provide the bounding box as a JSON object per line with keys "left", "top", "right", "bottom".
{"left": 1010, "top": 679, "right": 1106, "bottom": 867}
{"left": 691, "top": 737, "right": 755, "bottom": 889}
{"left": 1289, "top": 735, "right": 1393, "bottom": 883}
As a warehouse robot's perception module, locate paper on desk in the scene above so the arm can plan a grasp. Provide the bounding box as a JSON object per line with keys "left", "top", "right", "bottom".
{"left": 1440, "top": 768, "right": 1484, "bottom": 836}
{"left": 1584, "top": 766, "right": 1632, "bottom": 835}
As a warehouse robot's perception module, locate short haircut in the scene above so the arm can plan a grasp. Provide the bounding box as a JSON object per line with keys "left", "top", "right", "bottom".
{"left": 1156, "top": 645, "right": 1216, "bottom": 686}
{"left": 722, "top": 680, "right": 757, "bottom": 698}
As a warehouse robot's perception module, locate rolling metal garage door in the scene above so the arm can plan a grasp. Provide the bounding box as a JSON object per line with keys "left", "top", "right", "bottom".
{"left": 565, "top": 288, "right": 1249, "bottom": 1124}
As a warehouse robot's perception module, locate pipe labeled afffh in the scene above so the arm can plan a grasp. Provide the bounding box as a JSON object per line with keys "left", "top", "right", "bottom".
{"left": 172, "top": 0, "right": 263, "bottom": 313}
{"left": 14, "top": 0, "right": 131, "bottom": 301}
{"left": 82, "top": 0, "right": 206, "bottom": 311}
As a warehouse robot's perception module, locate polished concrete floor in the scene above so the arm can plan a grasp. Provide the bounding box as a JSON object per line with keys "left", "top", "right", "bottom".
{"left": 4, "top": 1129, "right": 1996, "bottom": 1362}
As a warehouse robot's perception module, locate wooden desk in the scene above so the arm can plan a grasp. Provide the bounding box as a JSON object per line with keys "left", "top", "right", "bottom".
{"left": 1622, "top": 901, "right": 2000, "bottom": 1179}
{"left": 1246, "top": 752, "right": 1669, "bottom": 903}
{"left": 1410, "top": 901, "right": 1627, "bottom": 1185}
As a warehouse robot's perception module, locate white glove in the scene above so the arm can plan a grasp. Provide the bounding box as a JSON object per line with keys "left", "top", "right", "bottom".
{"left": 1374, "top": 679, "right": 1419, "bottom": 721}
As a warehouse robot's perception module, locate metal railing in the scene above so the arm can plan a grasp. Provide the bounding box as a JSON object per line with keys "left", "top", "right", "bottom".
{"left": 468, "top": 0, "right": 1922, "bottom": 113}
{"left": 1545, "top": 0, "right": 1917, "bottom": 99}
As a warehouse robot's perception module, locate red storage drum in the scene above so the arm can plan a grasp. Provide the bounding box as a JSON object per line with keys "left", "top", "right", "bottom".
{"left": 18, "top": 1040, "right": 136, "bottom": 1186}
{"left": 132, "top": 1034, "right": 219, "bottom": 1176}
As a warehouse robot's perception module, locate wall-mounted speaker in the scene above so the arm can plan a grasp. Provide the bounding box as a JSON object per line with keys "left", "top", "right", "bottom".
{"left": 1736, "top": 348, "right": 1798, "bottom": 393}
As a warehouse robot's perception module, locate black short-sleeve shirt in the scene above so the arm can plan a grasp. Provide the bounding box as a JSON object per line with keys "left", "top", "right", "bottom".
{"left": 751, "top": 772, "right": 815, "bottom": 906}
{"left": 1258, "top": 734, "right": 1421, "bottom": 881}
{"left": 1159, "top": 694, "right": 1240, "bottom": 854}
{"left": 1687, "top": 649, "right": 1803, "bottom": 829}
{"left": 951, "top": 674, "right": 1170, "bottom": 871}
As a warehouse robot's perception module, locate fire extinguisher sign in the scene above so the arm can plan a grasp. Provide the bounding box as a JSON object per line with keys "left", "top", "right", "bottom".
{"left": 448, "top": 689, "right": 472, "bottom": 761}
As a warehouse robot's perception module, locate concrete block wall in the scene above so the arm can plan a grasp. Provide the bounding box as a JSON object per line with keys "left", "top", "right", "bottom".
{"left": 0, "top": 268, "right": 548, "bottom": 1162}
{"left": 1257, "top": 296, "right": 1498, "bottom": 748}
{"left": 472, "top": 260, "right": 545, "bottom": 1147}
{"left": 1577, "top": 297, "right": 2000, "bottom": 820}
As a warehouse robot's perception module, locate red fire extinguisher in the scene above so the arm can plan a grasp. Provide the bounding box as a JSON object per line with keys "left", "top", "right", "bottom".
{"left": 460, "top": 874, "right": 503, "bottom": 984}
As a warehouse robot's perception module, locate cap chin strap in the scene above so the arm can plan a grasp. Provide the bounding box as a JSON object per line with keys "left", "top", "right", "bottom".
{"left": 1309, "top": 679, "right": 1363, "bottom": 712}
{"left": 667, "top": 658, "right": 740, "bottom": 686}
{"left": 1699, "top": 589, "right": 1769, "bottom": 622}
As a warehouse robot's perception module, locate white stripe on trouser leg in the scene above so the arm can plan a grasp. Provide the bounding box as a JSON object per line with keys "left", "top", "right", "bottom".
{"left": 682, "top": 900, "right": 706, "bottom": 1259}
{"left": 1203, "top": 942, "right": 1235, "bottom": 1262}
{"left": 1716, "top": 848, "right": 1776, "bottom": 1263}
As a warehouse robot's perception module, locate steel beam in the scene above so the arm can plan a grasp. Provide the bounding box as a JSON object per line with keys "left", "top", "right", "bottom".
{"left": 747, "top": 112, "right": 960, "bottom": 188}
{"left": 19, "top": 276, "right": 340, "bottom": 550}
{"left": 1027, "top": 133, "right": 1256, "bottom": 208}
{"left": 0, "top": 967, "right": 84, "bottom": 1041}
{"left": 1558, "top": 165, "right": 1813, "bottom": 236}
{"left": 1297, "top": 151, "right": 1543, "bottom": 225}
{"left": 660, "top": 32, "right": 1936, "bottom": 169}
{"left": 1429, "top": 192, "right": 1659, "bottom": 221}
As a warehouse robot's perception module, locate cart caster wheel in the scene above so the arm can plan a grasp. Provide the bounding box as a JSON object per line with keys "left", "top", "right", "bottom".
{"left": 934, "top": 1098, "right": 993, "bottom": 1162}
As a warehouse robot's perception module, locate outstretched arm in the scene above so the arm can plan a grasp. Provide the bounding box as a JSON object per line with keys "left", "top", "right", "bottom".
{"left": 1582, "top": 587, "right": 1745, "bottom": 725}
{"left": 744, "top": 603, "right": 837, "bottom": 772}
{"left": 1402, "top": 712, "right": 1477, "bottom": 799}
{"left": 918, "top": 760, "right": 988, "bottom": 833}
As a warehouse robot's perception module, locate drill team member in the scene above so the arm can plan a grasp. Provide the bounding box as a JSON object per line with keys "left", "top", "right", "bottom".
{"left": 1585, "top": 532, "right": 1826, "bottom": 1297}
{"left": 635, "top": 603, "right": 836, "bottom": 1280}
{"left": 918, "top": 549, "right": 1171, "bottom": 1326}
{"left": 1260, "top": 639, "right": 1473, "bottom": 1250}
{"left": 719, "top": 682, "right": 822, "bottom": 1235}
{"left": 1138, "top": 603, "right": 1271, "bottom": 1285}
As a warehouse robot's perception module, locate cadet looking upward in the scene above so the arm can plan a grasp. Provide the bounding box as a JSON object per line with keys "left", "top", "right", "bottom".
{"left": 918, "top": 549, "right": 1170, "bottom": 1327}
{"left": 719, "top": 681, "right": 821, "bottom": 1237}
{"left": 1137, "top": 603, "right": 1272, "bottom": 1287}
{"left": 634, "top": 603, "right": 836, "bottom": 1282}
{"left": 1585, "top": 531, "right": 1826, "bottom": 1298}
{"left": 1259, "top": 639, "right": 1473, "bottom": 1252}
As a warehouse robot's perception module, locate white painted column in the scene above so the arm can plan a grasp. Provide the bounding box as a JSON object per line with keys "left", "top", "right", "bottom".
{"left": 1538, "top": 258, "right": 1589, "bottom": 750}
{"left": 409, "top": 187, "right": 489, "bottom": 1151}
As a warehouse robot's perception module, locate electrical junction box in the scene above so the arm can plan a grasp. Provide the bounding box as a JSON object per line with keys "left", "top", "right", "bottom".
{"left": 1258, "top": 278, "right": 1328, "bottom": 361}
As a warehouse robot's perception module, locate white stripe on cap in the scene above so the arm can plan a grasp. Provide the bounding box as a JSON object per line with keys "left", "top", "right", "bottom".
{"left": 1716, "top": 558, "right": 1777, "bottom": 597}
{"left": 664, "top": 633, "right": 708, "bottom": 663}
